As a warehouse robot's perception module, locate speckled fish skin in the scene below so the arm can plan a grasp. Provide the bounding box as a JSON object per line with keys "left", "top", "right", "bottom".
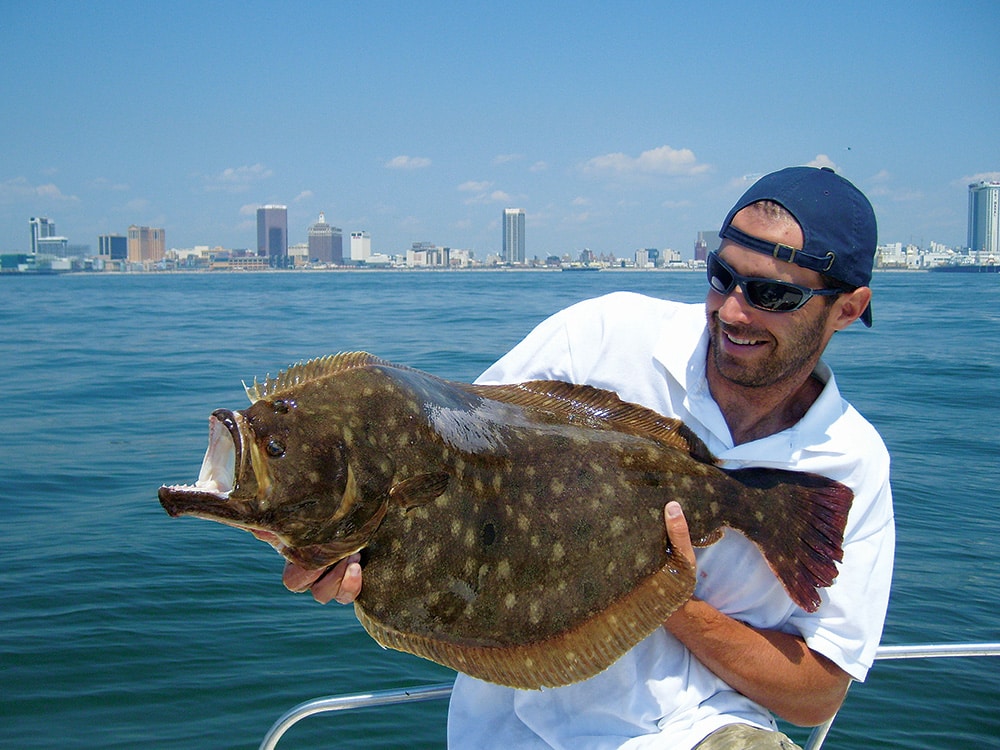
{"left": 158, "top": 352, "right": 853, "bottom": 689}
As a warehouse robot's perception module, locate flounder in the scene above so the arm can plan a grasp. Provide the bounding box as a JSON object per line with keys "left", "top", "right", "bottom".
{"left": 158, "top": 352, "right": 852, "bottom": 689}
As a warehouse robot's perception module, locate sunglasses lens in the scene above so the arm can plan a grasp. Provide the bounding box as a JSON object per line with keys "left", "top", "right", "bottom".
{"left": 707, "top": 255, "right": 734, "bottom": 294}
{"left": 745, "top": 281, "right": 807, "bottom": 312}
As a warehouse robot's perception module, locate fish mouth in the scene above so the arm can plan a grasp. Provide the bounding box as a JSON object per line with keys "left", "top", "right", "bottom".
{"left": 158, "top": 409, "right": 246, "bottom": 521}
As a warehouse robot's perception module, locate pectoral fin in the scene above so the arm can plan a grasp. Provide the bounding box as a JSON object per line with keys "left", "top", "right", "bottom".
{"left": 389, "top": 472, "right": 450, "bottom": 510}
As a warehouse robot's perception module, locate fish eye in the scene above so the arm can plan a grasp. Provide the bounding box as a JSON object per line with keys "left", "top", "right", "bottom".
{"left": 266, "top": 439, "right": 286, "bottom": 457}
{"left": 272, "top": 400, "right": 290, "bottom": 414}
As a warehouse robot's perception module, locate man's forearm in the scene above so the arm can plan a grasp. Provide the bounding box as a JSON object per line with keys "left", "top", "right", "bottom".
{"left": 664, "top": 598, "right": 851, "bottom": 726}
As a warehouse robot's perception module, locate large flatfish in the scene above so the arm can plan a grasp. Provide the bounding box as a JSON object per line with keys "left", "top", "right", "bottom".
{"left": 158, "top": 352, "right": 852, "bottom": 689}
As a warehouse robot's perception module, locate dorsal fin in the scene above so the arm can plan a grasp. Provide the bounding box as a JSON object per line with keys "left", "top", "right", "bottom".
{"left": 462, "top": 380, "right": 717, "bottom": 464}
{"left": 244, "top": 352, "right": 400, "bottom": 403}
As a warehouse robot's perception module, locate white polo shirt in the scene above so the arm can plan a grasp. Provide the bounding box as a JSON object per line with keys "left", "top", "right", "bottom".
{"left": 447, "top": 292, "right": 895, "bottom": 750}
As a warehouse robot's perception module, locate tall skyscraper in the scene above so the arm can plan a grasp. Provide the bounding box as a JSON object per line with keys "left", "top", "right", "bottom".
{"left": 29, "top": 217, "right": 55, "bottom": 254}
{"left": 695, "top": 230, "right": 721, "bottom": 262}
{"left": 98, "top": 234, "right": 127, "bottom": 261}
{"left": 503, "top": 208, "right": 526, "bottom": 264}
{"left": 307, "top": 212, "right": 343, "bottom": 264}
{"left": 350, "top": 231, "right": 371, "bottom": 262}
{"left": 257, "top": 205, "right": 288, "bottom": 267}
{"left": 127, "top": 226, "right": 165, "bottom": 263}
{"left": 968, "top": 180, "right": 1000, "bottom": 255}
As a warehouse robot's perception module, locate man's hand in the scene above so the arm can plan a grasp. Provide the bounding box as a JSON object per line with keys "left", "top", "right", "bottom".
{"left": 282, "top": 553, "right": 363, "bottom": 604}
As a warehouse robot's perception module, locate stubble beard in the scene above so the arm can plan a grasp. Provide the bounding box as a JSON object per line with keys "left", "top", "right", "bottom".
{"left": 709, "top": 307, "right": 831, "bottom": 389}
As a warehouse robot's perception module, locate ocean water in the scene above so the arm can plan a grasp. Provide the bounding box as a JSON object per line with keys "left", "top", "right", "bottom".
{"left": 1, "top": 269, "right": 997, "bottom": 749}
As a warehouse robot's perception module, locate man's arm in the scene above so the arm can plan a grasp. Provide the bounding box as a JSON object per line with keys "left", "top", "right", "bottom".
{"left": 662, "top": 502, "right": 852, "bottom": 727}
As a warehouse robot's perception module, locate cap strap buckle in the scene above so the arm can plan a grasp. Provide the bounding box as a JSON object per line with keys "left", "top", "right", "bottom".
{"left": 720, "top": 225, "right": 837, "bottom": 273}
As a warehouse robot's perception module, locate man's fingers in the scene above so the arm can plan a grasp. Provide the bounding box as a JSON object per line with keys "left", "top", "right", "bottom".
{"left": 281, "top": 553, "right": 363, "bottom": 604}
{"left": 282, "top": 561, "right": 326, "bottom": 593}
{"left": 309, "top": 553, "right": 363, "bottom": 604}
{"left": 664, "top": 501, "right": 697, "bottom": 567}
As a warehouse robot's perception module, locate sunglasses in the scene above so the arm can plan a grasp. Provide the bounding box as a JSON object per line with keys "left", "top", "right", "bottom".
{"left": 707, "top": 252, "right": 843, "bottom": 313}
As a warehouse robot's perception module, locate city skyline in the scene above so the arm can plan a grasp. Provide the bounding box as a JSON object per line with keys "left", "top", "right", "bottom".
{"left": 2, "top": 3, "right": 998, "bottom": 257}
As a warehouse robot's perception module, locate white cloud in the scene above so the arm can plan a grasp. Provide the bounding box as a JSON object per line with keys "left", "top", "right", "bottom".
{"left": 125, "top": 198, "right": 150, "bottom": 212}
{"left": 530, "top": 161, "right": 548, "bottom": 173}
{"left": 806, "top": 154, "right": 838, "bottom": 170}
{"left": 385, "top": 155, "right": 432, "bottom": 170}
{"left": 0, "top": 177, "right": 78, "bottom": 203}
{"left": 294, "top": 190, "right": 313, "bottom": 202}
{"left": 203, "top": 163, "right": 273, "bottom": 192}
{"left": 89, "top": 177, "right": 130, "bottom": 191}
{"left": 963, "top": 171, "right": 1000, "bottom": 184}
{"left": 493, "top": 153, "right": 523, "bottom": 165}
{"left": 458, "top": 180, "right": 492, "bottom": 192}
{"left": 463, "top": 188, "right": 515, "bottom": 205}
{"left": 582, "top": 145, "right": 709, "bottom": 177}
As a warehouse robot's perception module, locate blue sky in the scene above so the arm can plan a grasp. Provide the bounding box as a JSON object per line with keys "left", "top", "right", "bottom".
{"left": 2, "top": 1, "right": 998, "bottom": 258}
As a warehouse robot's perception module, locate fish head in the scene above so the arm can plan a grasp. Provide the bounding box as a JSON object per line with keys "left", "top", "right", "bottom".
{"left": 159, "top": 393, "right": 384, "bottom": 569}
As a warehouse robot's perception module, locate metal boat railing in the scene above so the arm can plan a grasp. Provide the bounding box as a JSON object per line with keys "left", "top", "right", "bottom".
{"left": 259, "top": 642, "right": 1000, "bottom": 750}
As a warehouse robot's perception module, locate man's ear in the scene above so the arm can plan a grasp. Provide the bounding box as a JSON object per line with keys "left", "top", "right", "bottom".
{"left": 833, "top": 287, "right": 872, "bottom": 330}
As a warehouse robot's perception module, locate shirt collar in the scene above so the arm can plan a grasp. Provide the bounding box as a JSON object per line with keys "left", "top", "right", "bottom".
{"left": 652, "top": 307, "right": 844, "bottom": 458}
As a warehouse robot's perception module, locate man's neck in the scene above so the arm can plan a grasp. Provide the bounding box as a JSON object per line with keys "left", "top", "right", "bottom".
{"left": 708, "top": 368, "right": 824, "bottom": 446}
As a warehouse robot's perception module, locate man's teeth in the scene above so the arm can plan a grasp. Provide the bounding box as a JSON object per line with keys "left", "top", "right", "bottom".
{"left": 727, "top": 332, "right": 760, "bottom": 345}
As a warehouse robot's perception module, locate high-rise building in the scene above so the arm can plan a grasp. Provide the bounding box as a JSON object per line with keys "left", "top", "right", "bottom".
{"left": 127, "top": 225, "right": 165, "bottom": 263}
{"left": 98, "top": 234, "right": 127, "bottom": 261}
{"left": 350, "top": 231, "right": 371, "bottom": 263}
{"left": 503, "top": 208, "right": 526, "bottom": 264}
{"left": 968, "top": 180, "right": 1000, "bottom": 255}
{"left": 307, "top": 212, "right": 343, "bottom": 264}
{"left": 695, "top": 230, "right": 720, "bottom": 263}
{"left": 29, "top": 217, "right": 55, "bottom": 254}
{"left": 257, "top": 205, "right": 288, "bottom": 267}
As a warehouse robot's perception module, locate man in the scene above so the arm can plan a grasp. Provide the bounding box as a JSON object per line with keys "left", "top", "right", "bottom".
{"left": 286, "top": 166, "right": 895, "bottom": 749}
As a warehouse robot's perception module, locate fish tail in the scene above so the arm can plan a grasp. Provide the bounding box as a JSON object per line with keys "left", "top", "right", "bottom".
{"left": 724, "top": 467, "right": 853, "bottom": 613}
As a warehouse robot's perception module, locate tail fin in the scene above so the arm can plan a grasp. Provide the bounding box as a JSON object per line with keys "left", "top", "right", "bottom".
{"left": 723, "top": 467, "right": 853, "bottom": 612}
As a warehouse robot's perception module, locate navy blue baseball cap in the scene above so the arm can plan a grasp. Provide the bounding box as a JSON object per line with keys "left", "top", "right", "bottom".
{"left": 719, "top": 166, "right": 877, "bottom": 326}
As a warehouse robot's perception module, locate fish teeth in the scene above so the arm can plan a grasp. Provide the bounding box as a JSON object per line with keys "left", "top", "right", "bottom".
{"left": 195, "top": 416, "right": 237, "bottom": 493}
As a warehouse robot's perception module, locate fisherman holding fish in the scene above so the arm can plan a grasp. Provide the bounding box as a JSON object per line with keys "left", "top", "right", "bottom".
{"left": 285, "top": 166, "right": 896, "bottom": 750}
